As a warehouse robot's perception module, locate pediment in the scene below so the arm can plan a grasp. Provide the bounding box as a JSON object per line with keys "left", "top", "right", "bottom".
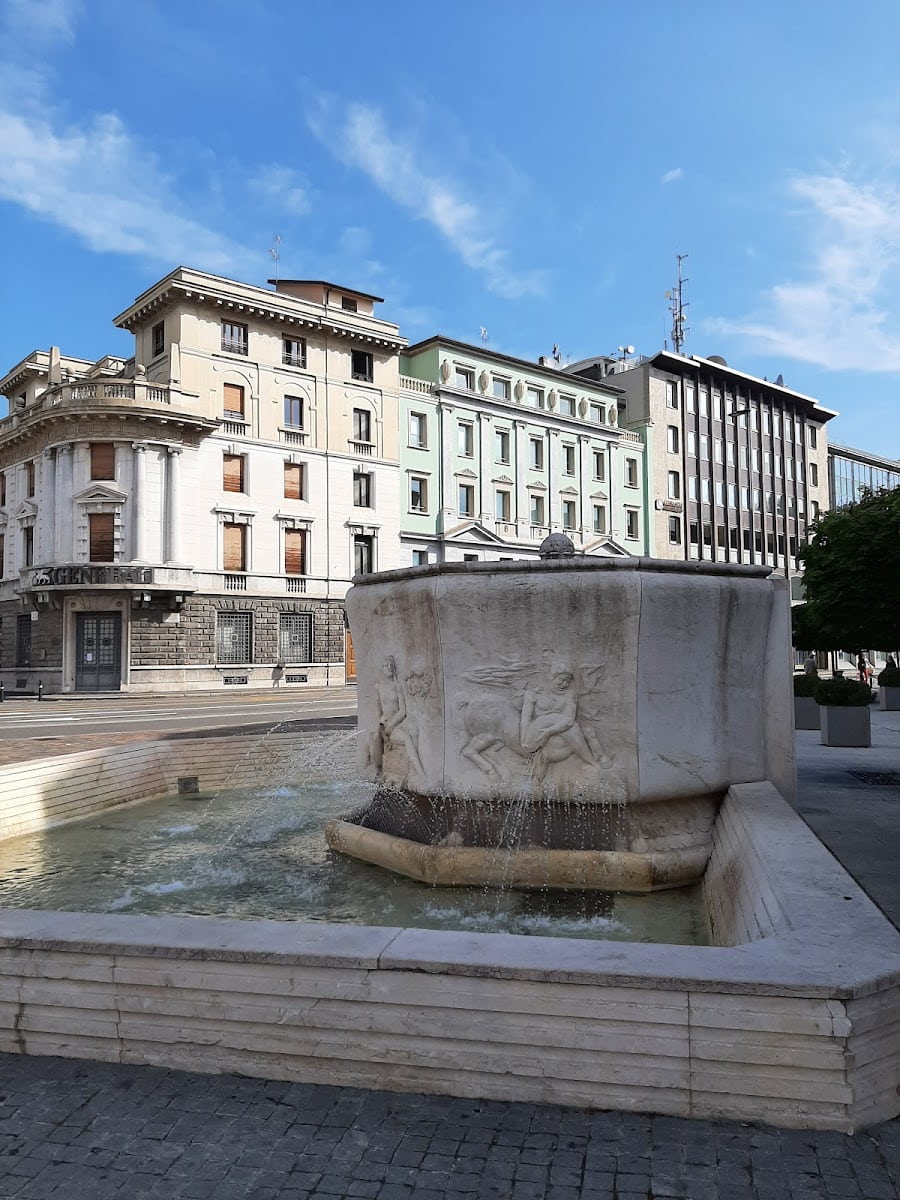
{"left": 528, "top": 482, "right": 548, "bottom": 492}
{"left": 445, "top": 520, "right": 508, "bottom": 545}
{"left": 492, "top": 474, "right": 514, "bottom": 485}
{"left": 559, "top": 486, "right": 579, "bottom": 497}
{"left": 455, "top": 468, "right": 478, "bottom": 480}
{"left": 583, "top": 537, "right": 630, "bottom": 558}
{"left": 74, "top": 483, "right": 128, "bottom": 504}
{"left": 13, "top": 500, "right": 38, "bottom": 519}
{"left": 590, "top": 489, "right": 609, "bottom": 501}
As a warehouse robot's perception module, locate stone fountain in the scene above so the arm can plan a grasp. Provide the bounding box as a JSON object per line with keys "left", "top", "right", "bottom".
{"left": 326, "top": 539, "right": 794, "bottom": 892}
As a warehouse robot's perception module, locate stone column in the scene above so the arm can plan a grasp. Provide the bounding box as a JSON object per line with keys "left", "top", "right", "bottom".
{"left": 55, "top": 443, "right": 73, "bottom": 560}
{"left": 132, "top": 443, "right": 147, "bottom": 561}
{"left": 41, "top": 449, "right": 56, "bottom": 563}
{"left": 165, "top": 447, "right": 183, "bottom": 563}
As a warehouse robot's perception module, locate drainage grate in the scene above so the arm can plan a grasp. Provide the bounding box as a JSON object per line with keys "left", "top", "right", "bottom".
{"left": 177, "top": 776, "right": 200, "bottom": 795}
{"left": 848, "top": 771, "right": 900, "bottom": 787}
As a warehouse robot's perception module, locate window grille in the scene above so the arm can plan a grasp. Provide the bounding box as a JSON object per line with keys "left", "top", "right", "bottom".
{"left": 216, "top": 611, "right": 252, "bottom": 663}
{"left": 280, "top": 613, "right": 313, "bottom": 663}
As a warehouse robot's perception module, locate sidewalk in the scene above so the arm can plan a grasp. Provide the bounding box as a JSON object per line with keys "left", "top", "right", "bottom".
{"left": 1, "top": 713, "right": 898, "bottom": 1198}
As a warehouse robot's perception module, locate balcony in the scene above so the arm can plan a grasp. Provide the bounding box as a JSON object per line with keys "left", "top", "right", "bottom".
{"left": 193, "top": 571, "right": 329, "bottom": 599}
{"left": 279, "top": 427, "right": 308, "bottom": 446}
{"left": 349, "top": 439, "right": 374, "bottom": 457}
{"left": 400, "top": 375, "right": 436, "bottom": 396}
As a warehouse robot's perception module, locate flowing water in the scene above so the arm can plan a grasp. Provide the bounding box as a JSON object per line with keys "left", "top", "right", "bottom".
{"left": 0, "top": 732, "right": 708, "bottom": 945}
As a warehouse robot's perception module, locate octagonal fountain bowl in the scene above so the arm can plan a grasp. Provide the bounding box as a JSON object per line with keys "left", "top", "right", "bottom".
{"left": 326, "top": 550, "right": 795, "bottom": 892}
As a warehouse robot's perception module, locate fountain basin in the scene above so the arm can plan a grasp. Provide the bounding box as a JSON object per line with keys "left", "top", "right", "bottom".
{"left": 339, "top": 557, "right": 795, "bottom": 891}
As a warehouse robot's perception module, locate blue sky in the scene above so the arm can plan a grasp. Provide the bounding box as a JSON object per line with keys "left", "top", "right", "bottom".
{"left": 1, "top": 0, "right": 899, "bottom": 456}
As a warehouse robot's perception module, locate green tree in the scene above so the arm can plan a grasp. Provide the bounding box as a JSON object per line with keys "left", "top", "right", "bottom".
{"left": 794, "top": 487, "right": 900, "bottom": 650}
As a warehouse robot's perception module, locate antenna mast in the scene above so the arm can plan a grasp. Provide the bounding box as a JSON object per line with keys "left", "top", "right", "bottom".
{"left": 667, "top": 253, "right": 689, "bottom": 354}
{"left": 268, "top": 234, "right": 282, "bottom": 284}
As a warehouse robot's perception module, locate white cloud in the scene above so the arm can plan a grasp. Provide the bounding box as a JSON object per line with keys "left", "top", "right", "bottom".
{"left": 3, "top": 0, "right": 80, "bottom": 43}
{"left": 308, "top": 99, "right": 546, "bottom": 300}
{"left": 709, "top": 172, "right": 900, "bottom": 372}
{"left": 248, "top": 164, "right": 309, "bottom": 218}
{"left": 0, "top": 106, "right": 256, "bottom": 274}
{"left": 661, "top": 167, "right": 684, "bottom": 185}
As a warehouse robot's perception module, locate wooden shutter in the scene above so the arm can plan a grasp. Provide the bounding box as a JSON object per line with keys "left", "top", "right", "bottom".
{"left": 89, "top": 513, "right": 115, "bottom": 562}
{"left": 284, "top": 463, "right": 302, "bottom": 499}
{"left": 90, "top": 442, "right": 116, "bottom": 480}
{"left": 223, "top": 454, "right": 244, "bottom": 493}
{"left": 223, "top": 523, "right": 245, "bottom": 571}
{"left": 284, "top": 529, "right": 306, "bottom": 576}
{"left": 223, "top": 383, "right": 245, "bottom": 416}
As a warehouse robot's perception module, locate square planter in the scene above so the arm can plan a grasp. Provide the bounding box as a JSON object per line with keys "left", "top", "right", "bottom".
{"left": 820, "top": 705, "right": 871, "bottom": 747}
{"left": 794, "top": 695, "right": 820, "bottom": 730}
{"left": 879, "top": 686, "right": 900, "bottom": 711}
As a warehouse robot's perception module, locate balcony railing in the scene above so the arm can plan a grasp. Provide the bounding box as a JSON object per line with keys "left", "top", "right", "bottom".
{"left": 280, "top": 428, "right": 308, "bottom": 446}
{"left": 400, "top": 375, "right": 435, "bottom": 395}
{"left": 282, "top": 352, "right": 307, "bottom": 368}
{"left": 223, "top": 574, "right": 247, "bottom": 591}
{"left": 193, "top": 571, "right": 329, "bottom": 598}
{"left": 349, "top": 439, "right": 374, "bottom": 457}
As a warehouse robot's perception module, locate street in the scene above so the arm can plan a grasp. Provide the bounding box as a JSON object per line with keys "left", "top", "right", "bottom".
{"left": 0, "top": 687, "right": 358, "bottom": 739}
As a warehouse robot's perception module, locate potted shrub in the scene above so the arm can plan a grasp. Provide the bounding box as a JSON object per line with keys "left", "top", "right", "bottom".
{"left": 792, "top": 673, "right": 820, "bottom": 730}
{"left": 877, "top": 664, "right": 900, "bottom": 711}
{"left": 813, "top": 676, "right": 873, "bottom": 747}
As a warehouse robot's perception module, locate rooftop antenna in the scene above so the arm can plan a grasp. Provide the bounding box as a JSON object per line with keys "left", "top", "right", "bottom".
{"left": 552, "top": 343, "right": 562, "bottom": 364}
{"left": 268, "top": 234, "right": 282, "bottom": 284}
{"left": 617, "top": 344, "right": 635, "bottom": 362}
{"left": 665, "top": 253, "right": 689, "bottom": 354}
{"left": 480, "top": 326, "right": 490, "bottom": 346}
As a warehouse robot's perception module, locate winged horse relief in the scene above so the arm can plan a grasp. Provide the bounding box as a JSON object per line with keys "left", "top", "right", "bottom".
{"left": 456, "top": 657, "right": 610, "bottom": 784}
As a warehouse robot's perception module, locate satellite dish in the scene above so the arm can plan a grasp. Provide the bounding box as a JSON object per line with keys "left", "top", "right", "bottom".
{"left": 708, "top": 354, "right": 728, "bottom": 366}
{"left": 626, "top": 345, "right": 635, "bottom": 354}
{"left": 775, "top": 373, "right": 784, "bottom": 386}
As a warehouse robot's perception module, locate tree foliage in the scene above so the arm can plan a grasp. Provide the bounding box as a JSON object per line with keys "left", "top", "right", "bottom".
{"left": 796, "top": 487, "right": 900, "bottom": 650}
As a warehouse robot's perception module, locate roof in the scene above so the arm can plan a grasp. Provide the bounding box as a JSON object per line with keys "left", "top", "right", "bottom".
{"left": 828, "top": 443, "right": 900, "bottom": 471}
{"left": 648, "top": 350, "right": 839, "bottom": 418}
{"left": 404, "top": 335, "right": 626, "bottom": 395}
{"left": 268, "top": 280, "right": 385, "bottom": 303}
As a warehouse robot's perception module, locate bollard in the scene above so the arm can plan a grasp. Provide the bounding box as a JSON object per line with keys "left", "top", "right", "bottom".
{"left": 37, "top": 681, "right": 43, "bottom": 701}
{"left": 0, "top": 682, "right": 4, "bottom": 703}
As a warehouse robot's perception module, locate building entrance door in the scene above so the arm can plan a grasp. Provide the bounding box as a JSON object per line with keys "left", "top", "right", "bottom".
{"left": 345, "top": 630, "right": 356, "bottom": 683}
{"left": 75, "top": 612, "right": 122, "bottom": 691}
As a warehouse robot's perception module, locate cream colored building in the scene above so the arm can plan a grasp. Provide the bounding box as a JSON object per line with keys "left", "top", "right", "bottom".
{"left": 0, "top": 269, "right": 405, "bottom": 693}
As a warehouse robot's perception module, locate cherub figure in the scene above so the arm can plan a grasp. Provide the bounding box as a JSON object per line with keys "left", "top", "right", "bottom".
{"left": 363, "top": 654, "right": 426, "bottom": 783}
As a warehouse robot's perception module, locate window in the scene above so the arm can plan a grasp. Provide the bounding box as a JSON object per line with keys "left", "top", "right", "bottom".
{"left": 688, "top": 476, "right": 699, "bottom": 502}
{"left": 151, "top": 321, "right": 164, "bottom": 358}
{"left": 530, "top": 495, "right": 545, "bottom": 525}
{"left": 689, "top": 522, "right": 699, "bottom": 545}
{"left": 714, "top": 439, "right": 723, "bottom": 464}
{"left": 593, "top": 450, "right": 606, "bottom": 481}
{"left": 562, "top": 500, "right": 576, "bottom": 529}
{"left": 283, "top": 395, "right": 304, "bottom": 427}
{"left": 529, "top": 438, "right": 544, "bottom": 470}
{"left": 463, "top": 554, "right": 478, "bottom": 562}
{"left": 282, "top": 336, "right": 306, "bottom": 367}
{"left": 223, "top": 522, "right": 247, "bottom": 571}
{"left": 354, "top": 533, "right": 374, "bottom": 574}
{"left": 563, "top": 445, "right": 576, "bottom": 475}
{"left": 727, "top": 441, "right": 736, "bottom": 467}
{"left": 16, "top": 613, "right": 31, "bottom": 668}
{"left": 284, "top": 529, "right": 307, "bottom": 576}
{"left": 589, "top": 402, "right": 604, "bottom": 423}
{"left": 811, "top": 500, "right": 820, "bottom": 520}
{"left": 715, "top": 481, "right": 725, "bottom": 506}
{"left": 458, "top": 484, "right": 474, "bottom": 516}
{"left": 25, "top": 460, "right": 35, "bottom": 497}
{"left": 525, "top": 386, "right": 544, "bottom": 408}
{"left": 753, "top": 488, "right": 761, "bottom": 511}
{"left": 495, "top": 429, "right": 510, "bottom": 463}
{"left": 684, "top": 383, "right": 696, "bottom": 413}
{"left": 559, "top": 394, "right": 576, "bottom": 416}
{"left": 810, "top": 463, "right": 818, "bottom": 487}
{"left": 409, "top": 477, "right": 428, "bottom": 513}
{"left": 700, "top": 435, "right": 709, "bottom": 460}
{"left": 698, "top": 387, "right": 709, "bottom": 417}
{"left": 353, "top": 471, "right": 373, "bottom": 507}
{"left": 667, "top": 426, "right": 680, "bottom": 454}
{"left": 280, "top": 612, "right": 312, "bottom": 662}
{"left": 809, "top": 426, "right": 818, "bottom": 448}
{"left": 454, "top": 366, "right": 474, "bottom": 390}
{"left": 223, "top": 453, "right": 245, "bottom": 493}
{"left": 492, "top": 376, "right": 510, "bottom": 401}
{"left": 90, "top": 442, "right": 115, "bottom": 480}
{"left": 341, "top": 296, "right": 358, "bottom": 312}
{"left": 221, "top": 320, "right": 248, "bottom": 355}
{"left": 752, "top": 448, "right": 761, "bottom": 472}
{"left": 492, "top": 490, "right": 510, "bottom": 521}
{"left": 351, "top": 349, "right": 373, "bottom": 382}
{"left": 22, "top": 525, "right": 34, "bottom": 567}
{"left": 625, "top": 457, "right": 638, "bottom": 487}
{"left": 687, "top": 432, "right": 697, "bottom": 457}
{"left": 284, "top": 462, "right": 305, "bottom": 499}
{"left": 667, "top": 471, "right": 681, "bottom": 500}
{"left": 665, "top": 380, "right": 679, "bottom": 408}
{"left": 412, "top": 550, "right": 429, "bottom": 566}
{"left": 223, "top": 383, "right": 245, "bottom": 418}
{"left": 88, "top": 513, "right": 114, "bottom": 562}
{"left": 625, "top": 509, "right": 639, "bottom": 540}
{"left": 668, "top": 515, "right": 681, "bottom": 544}
{"left": 458, "top": 423, "right": 474, "bottom": 457}
{"left": 409, "top": 412, "right": 428, "bottom": 448}
{"left": 352, "top": 408, "right": 371, "bottom": 443}
{"left": 728, "top": 484, "right": 737, "bottom": 507}
{"left": 0, "top": 473, "right": 5, "bottom": 506}
{"left": 593, "top": 504, "right": 607, "bottom": 534}
{"left": 216, "top": 611, "right": 252, "bottom": 663}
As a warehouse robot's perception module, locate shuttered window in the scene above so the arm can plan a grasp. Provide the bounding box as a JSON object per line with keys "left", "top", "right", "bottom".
{"left": 223, "top": 454, "right": 244, "bottom": 493}
{"left": 284, "top": 529, "right": 306, "bottom": 576}
{"left": 25, "top": 461, "right": 35, "bottom": 497}
{"left": 223, "top": 383, "right": 245, "bottom": 417}
{"left": 223, "top": 522, "right": 246, "bottom": 571}
{"left": 89, "top": 513, "right": 115, "bottom": 562}
{"left": 284, "top": 463, "right": 303, "bottom": 499}
{"left": 90, "top": 442, "right": 116, "bottom": 480}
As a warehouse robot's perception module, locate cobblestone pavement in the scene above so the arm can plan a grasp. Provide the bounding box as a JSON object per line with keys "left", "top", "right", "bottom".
{"left": 0, "top": 1055, "right": 897, "bottom": 1199}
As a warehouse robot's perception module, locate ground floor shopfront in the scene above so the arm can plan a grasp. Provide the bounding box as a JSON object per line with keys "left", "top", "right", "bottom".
{"left": 0, "top": 582, "right": 350, "bottom": 695}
